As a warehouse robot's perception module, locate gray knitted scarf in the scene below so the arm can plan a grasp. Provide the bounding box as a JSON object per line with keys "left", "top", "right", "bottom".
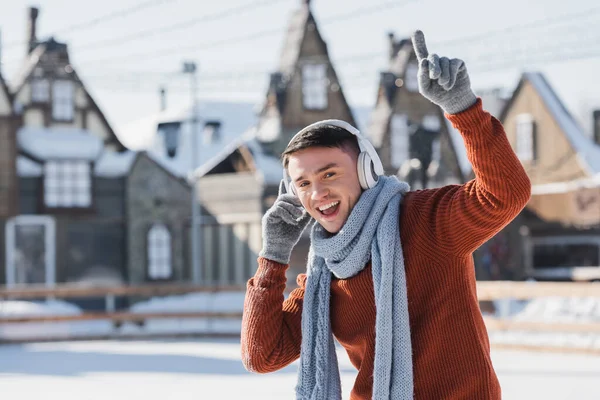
{"left": 296, "top": 175, "right": 413, "bottom": 400}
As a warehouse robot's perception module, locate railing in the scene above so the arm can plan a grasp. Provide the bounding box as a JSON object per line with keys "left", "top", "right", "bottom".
{"left": 2, "top": 281, "right": 600, "bottom": 355}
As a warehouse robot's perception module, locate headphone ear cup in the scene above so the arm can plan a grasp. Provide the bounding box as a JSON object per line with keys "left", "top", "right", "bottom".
{"left": 357, "top": 152, "right": 369, "bottom": 190}
{"left": 357, "top": 151, "right": 379, "bottom": 189}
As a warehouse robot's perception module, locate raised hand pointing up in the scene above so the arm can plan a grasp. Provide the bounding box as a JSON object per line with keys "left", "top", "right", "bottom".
{"left": 411, "top": 30, "right": 477, "bottom": 115}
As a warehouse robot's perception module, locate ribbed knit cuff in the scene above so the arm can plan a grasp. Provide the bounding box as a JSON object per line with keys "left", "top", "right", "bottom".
{"left": 442, "top": 91, "right": 478, "bottom": 115}
{"left": 445, "top": 98, "right": 489, "bottom": 136}
{"left": 252, "top": 257, "right": 288, "bottom": 288}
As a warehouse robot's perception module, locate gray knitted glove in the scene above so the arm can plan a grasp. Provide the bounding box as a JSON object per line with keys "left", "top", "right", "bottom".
{"left": 259, "top": 180, "right": 313, "bottom": 264}
{"left": 411, "top": 30, "right": 477, "bottom": 115}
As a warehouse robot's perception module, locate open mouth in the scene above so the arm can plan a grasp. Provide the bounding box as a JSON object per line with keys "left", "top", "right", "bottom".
{"left": 317, "top": 201, "right": 340, "bottom": 220}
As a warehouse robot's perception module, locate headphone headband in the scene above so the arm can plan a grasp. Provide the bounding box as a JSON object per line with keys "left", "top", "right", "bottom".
{"left": 287, "top": 119, "right": 384, "bottom": 175}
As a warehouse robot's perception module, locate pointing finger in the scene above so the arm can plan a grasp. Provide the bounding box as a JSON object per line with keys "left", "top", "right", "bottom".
{"left": 418, "top": 58, "right": 431, "bottom": 91}
{"left": 411, "top": 30, "right": 429, "bottom": 62}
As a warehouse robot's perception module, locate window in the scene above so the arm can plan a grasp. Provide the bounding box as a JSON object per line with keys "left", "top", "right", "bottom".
{"left": 431, "top": 138, "right": 441, "bottom": 162}
{"left": 203, "top": 121, "right": 222, "bottom": 145}
{"left": 52, "top": 80, "right": 74, "bottom": 121}
{"left": 390, "top": 114, "right": 410, "bottom": 168}
{"left": 302, "top": 64, "right": 328, "bottom": 110}
{"left": 44, "top": 160, "right": 91, "bottom": 208}
{"left": 404, "top": 63, "right": 419, "bottom": 92}
{"left": 147, "top": 224, "right": 172, "bottom": 280}
{"left": 31, "top": 79, "right": 50, "bottom": 102}
{"left": 422, "top": 114, "right": 441, "bottom": 131}
{"left": 516, "top": 114, "right": 536, "bottom": 161}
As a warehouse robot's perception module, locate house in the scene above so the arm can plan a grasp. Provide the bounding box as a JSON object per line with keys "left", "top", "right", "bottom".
{"left": 499, "top": 71, "right": 600, "bottom": 281}
{"left": 367, "top": 32, "right": 471, "bottom": 189}
{"left": 203, "top": 0, "right": 373, "bottom": 280}
{"left": 0, "top": 7, "right": 191, "bottom": 297}
{"left": 119, "top": 99, "right": 262, "bottom": 286}
{"left": 123, "top": 0, "right": 368, "bottom": 283}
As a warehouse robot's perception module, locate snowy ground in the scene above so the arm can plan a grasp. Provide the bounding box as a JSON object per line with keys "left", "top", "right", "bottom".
{"left": 3, "top": 293, "right": 600, "bottom": 351}
{"left": 3, "top": 292, "right": 600, "bottom": 399}
{"left": 1, "top": 338, "right": 600, "bottom": 400}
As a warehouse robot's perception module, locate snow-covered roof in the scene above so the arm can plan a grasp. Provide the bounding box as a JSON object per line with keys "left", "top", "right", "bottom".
{"left": 531, "top": 174, "right": 600, "bottom": 195}
{"left": 279, "top": 6, "right": 310, "bottom": 77}
{"left": 17, "top": 150, "right": 138, "bottom": 178}
{"left": 17, "top": 155, "right": 43, "bottom": 177}
{"left": 351, "top": 105, "right": 372, "bottom": 135}
{"left": 445, "top": 119, "right": 472, "bottom": 178}
{"left": 525, "top": 72, "right": 600, "bottom": 175}
{"left": 18, "top": 127, "right": 104, "bottom": 160}
{"left": 94, "top": 150, "right": 137, "bottom": 178}
{"left": 117, "top": 100, "right": 259, "bottom": 179}
{"left": 244, "top": 137, "right": 283, "bottom": 185}
{"left": 8, "top": 44, "right": 47, "bottom": 94}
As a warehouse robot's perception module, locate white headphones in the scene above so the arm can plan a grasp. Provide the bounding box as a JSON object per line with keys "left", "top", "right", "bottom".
{"left": 283, "top": 119, "right": 384, "bottom": 196}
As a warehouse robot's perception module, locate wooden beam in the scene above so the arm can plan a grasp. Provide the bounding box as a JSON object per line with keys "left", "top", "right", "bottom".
{"left": 0, "top": 283, "right": 247, "bottom": 299}
{"left": 0, "top": 331, "right": 241, "bottom": 345}
{"left": 491, "top": 343, "right": 600, "bottom": 356}
{"left": 483, "top": 316, "right": 600, "bottom": 333}
{"left": 476, "top": 281, "right": 600, "bottom": 300}
{"left": 0, "top": 311, "right": 244, "bottom": 324}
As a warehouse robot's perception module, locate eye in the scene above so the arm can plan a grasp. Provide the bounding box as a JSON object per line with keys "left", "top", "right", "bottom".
{"left": 324, "top": 172, "right": 335, "bottom": 178}
{"left": 298, "top": 181, "right": 309, "bottom": 188}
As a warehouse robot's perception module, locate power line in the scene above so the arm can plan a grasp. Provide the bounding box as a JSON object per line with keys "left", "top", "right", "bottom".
{"left": 77, "top": 41, "right": 600, "bottom": 95}
{"left": 75, "top": 27, "right": 599, "bottom": 85}
{"left": 71, "top": 0, "right": 286, "bottom": 53}
{"left": 4, "top": 0, "right": 178, "bottom": 48}
{"left": 432, "top": 5, "right": 600, "bottom": 48}
{"left": 74, "top": 0, "right": 420, "bottom": 66}
{"left": 76, "top": 0, "right": 598, "bottom": 67}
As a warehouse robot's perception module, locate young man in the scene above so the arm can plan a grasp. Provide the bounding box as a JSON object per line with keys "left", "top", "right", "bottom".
{"left": 241, "top": 30, "right": 531, "bottom": 399}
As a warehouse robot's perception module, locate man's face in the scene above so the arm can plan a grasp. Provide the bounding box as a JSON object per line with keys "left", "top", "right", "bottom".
{"left": 287, "top": 146, "right": 362, "bottom": 234}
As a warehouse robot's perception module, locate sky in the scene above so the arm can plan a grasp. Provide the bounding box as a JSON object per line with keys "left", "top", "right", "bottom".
{"left": 0, "top": 0, "right": 598, "bottom": 140}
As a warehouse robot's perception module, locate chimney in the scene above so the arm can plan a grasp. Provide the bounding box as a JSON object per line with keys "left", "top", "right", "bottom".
{"left": 387, "top": 32, "right": 396, "bottom": 61}
{"left": 27, "top": 7, "right": 39, "bottom": 54}
{"left": 593, "top": 110, "right": 600, "bottom": 145}
{"left": 159, "top": 86, "right": 167, "bottom": 111}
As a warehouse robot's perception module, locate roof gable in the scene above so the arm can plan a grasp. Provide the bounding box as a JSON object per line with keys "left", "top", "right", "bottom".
{"left": 9, "top": 38, "right": 125, "bottom": 151}
{"left": 503, "top": 72, "right": 600, "bottom": 175}
{"left": 255, "top": 2, "right": 357, "bottom": 147}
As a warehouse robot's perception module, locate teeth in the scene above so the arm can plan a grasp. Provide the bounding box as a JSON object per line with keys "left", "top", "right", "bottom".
{"left": 318, "top": 201, "right": 339, "bottom": 211}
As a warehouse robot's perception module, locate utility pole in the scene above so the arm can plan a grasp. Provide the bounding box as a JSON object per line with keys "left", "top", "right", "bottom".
{"left": 183, "top": 61, "right": 201, "bottom": 284}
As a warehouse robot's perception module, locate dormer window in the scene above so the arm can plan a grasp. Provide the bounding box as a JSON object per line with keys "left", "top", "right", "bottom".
{"left": 302, "top": 64, "right": 328, "bottom": 110}
{"left": 52, "top": 80, "right": 74, "bottom": 121}
{"left": 44, "top": 160, "right": 91, "bottom": 208}
{"left": 404, "top": 62, "right": 419, "bottom": 92}
{"left": 203, "top": 120, "right": 222, "bottom": 145}
{"left": 516, "top": 114, "right": 537, "bottom": 162}
{"left": 31, "top": 79, "right": 50, "bottom": 102}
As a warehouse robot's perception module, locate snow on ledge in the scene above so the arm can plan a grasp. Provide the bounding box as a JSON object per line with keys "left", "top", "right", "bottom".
{"left": 18, "top": 127, "right": 103, "bottom": 161}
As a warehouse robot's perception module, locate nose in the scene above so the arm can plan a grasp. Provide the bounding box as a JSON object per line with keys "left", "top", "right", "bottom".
{"left": 311, "top": 181, "right": 330, "bottom": 202}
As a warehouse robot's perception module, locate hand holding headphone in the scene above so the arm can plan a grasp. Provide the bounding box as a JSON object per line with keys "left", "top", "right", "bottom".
{"left": 282, "top": 119, "right": 384, "bottom": 196}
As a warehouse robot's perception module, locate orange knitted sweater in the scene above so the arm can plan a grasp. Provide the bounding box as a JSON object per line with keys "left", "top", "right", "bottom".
{"left": 241, "top": 99, "right": 531, "bottom": 399}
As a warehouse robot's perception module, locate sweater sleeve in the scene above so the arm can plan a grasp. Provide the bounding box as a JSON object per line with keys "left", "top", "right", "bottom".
{"left": 240, "top": 256, "right": 306, "bottom": 373}
{"left": 404, "top": 98, "right": 531, "bottom": 256}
